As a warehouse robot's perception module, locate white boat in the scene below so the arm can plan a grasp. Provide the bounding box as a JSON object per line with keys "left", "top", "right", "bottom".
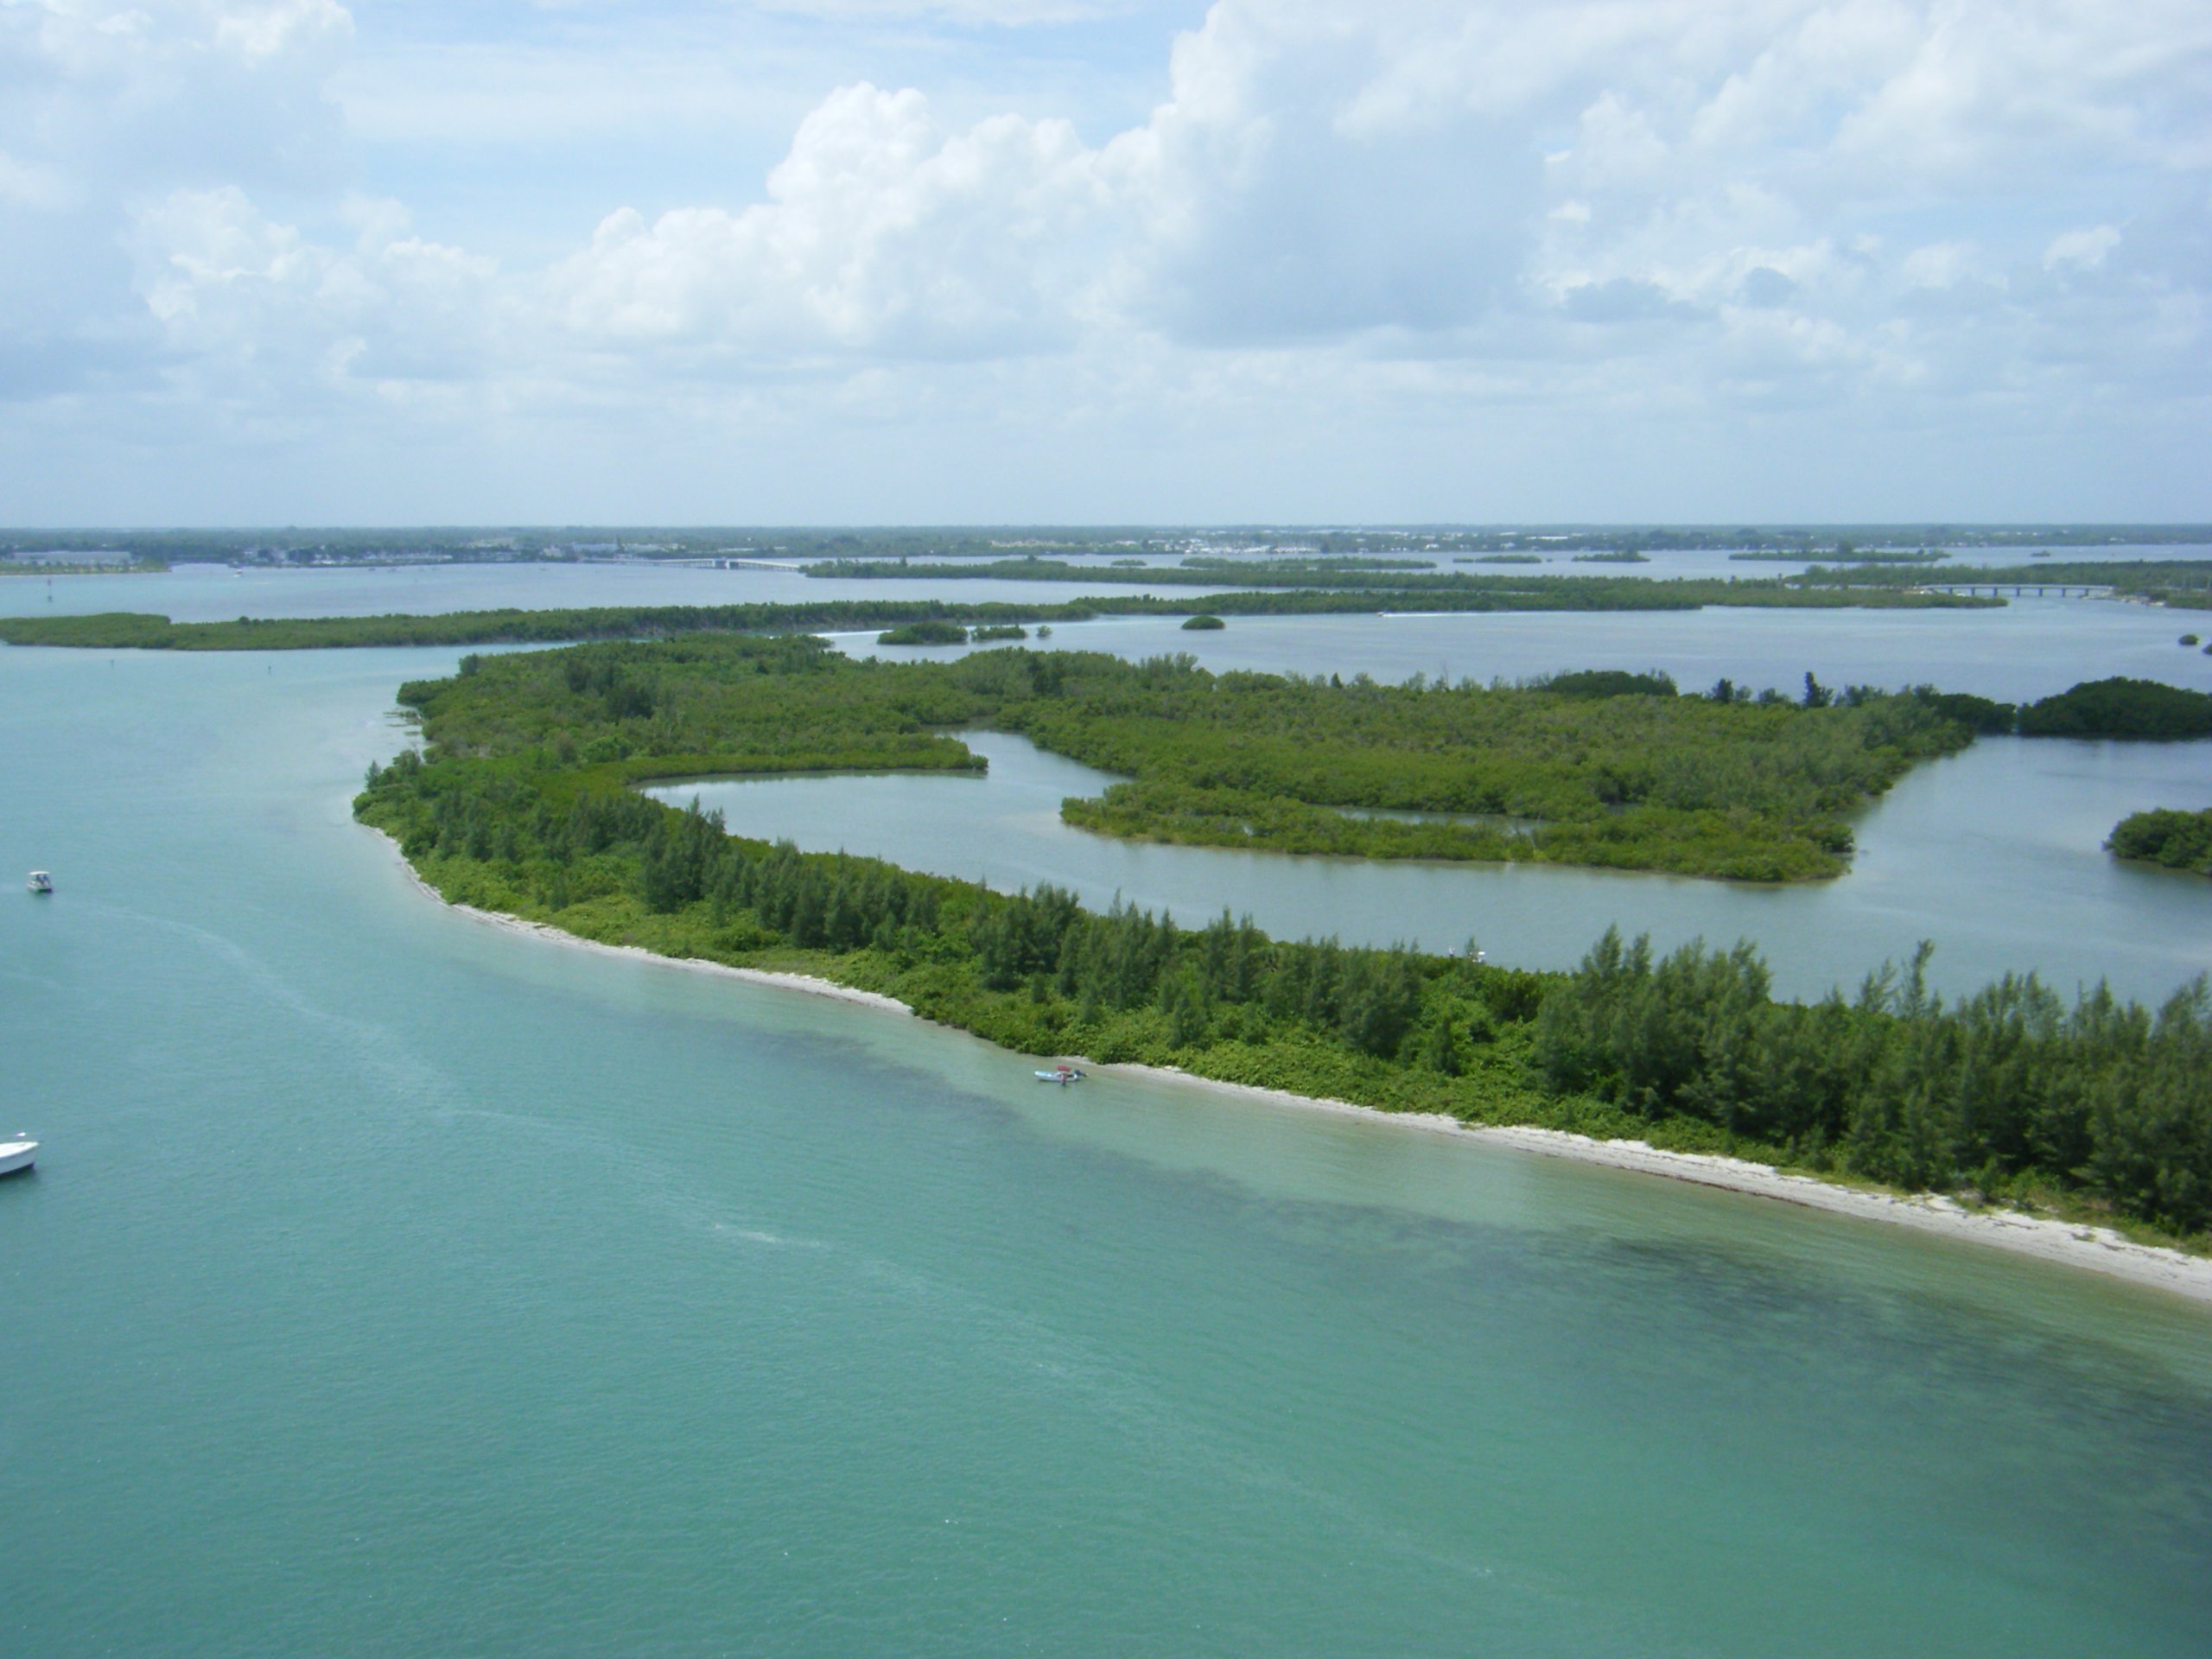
{"left": 1035, "top": 1065, "right": 1085, "bottom": 1085}
{"left": 0, "top": 1139, "right": 35, "bottom": 1178}
{"left": 26, "top": 870, "right": 53, "bottom": 893}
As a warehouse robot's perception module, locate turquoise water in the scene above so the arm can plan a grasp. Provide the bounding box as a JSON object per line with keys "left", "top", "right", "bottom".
{"left": 5, "top": 645, "right": 2212, "bottom": 1654}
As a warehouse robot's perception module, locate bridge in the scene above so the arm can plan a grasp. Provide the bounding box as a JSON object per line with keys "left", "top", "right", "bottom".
{"left": 1916, "top": 583, "right": 2115, "bottom": 598}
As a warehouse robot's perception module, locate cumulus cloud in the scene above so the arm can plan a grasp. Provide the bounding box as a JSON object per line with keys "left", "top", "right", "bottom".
{"left": 2044, "top": 225, "right": 2121, "bottom": 270}
{"left": 4, "top": 0, "right": 2209, "bottom": 515}
{"left": 547, "top": 84, "right": 1111, "bottom": 359}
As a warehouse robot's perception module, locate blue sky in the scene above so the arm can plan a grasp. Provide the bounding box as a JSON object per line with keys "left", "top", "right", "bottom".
{"left": 3, "top": 0, "right": 2207, "bottom": 525}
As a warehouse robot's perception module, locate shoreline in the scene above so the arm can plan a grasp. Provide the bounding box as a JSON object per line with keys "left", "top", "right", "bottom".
{"left": 369, "top": 828, "right": 2212, "bottom": 1306}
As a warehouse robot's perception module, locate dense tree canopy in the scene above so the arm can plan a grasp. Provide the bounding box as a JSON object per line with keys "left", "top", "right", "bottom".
{"left": 2108, "top": 808, "right": 2212, "bottom": 874}
{"left": 390, "top": 636, "right": 1984, "bottom": 880}
{"left": 2016, "top": 678, "right": 2212, "bottom": 739}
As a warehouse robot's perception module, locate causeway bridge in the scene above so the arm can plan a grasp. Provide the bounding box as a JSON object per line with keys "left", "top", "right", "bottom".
{"left": 1915, "top": 583, "right": 2115, "bottom": 599}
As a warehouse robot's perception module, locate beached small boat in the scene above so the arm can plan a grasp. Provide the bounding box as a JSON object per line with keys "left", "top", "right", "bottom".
{"left": 1035, "top": 1065, "right": 1085, "bottom": 1085}
{"left": 0, "top": 1139, "right": 36, "bottom": 1179}
{"left": 27, "top": 870, "right": 53, "bottom": 893}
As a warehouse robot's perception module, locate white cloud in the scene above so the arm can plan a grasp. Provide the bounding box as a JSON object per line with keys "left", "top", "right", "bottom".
{"left": 212, "top": 0, "right": 353, "bottom": 61}
{"left": 0, "top": 148, "right": 73, "bottom": 209}
{"left": 546, "top": 84, "right": 1109, "bottom": 358}
{"left": 3, "top": 0, "right": 2209, "bottom": 517}
{"left": 2043, "top": 224, "right": 2120, "bottom": 270}
{"left": 1900, "top": 241, "right": 1984, "bottom": 290}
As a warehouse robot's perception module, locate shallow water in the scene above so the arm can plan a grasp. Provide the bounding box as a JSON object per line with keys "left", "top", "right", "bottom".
{"left": 653, "top": 728, "right": 2212, "bottom": 1004}
{"left": 6, "top": 637, "right": 2212, "bottom": 1659}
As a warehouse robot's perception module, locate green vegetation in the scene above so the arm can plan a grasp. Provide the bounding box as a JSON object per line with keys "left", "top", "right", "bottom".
{"left": 1459, "top": 554, "right": 1543, "bottom": 565}
{"left": 353, "top": 636, "right": 2212, "bottom": 1243}
{"left": 1542, "top": 669, "right": 1680, "bottom": 699}
{"left": 2015, "top": 678, "right": 2212, "bottom": 740}
{"left": 970, "top": 624, "right": 1029, "bottom": 643}
{"left": 0, "top": 578, "right": 1999, "bottom": 655}
{"left": 1179, "top": 555, "right": 1433, "bottom": 573}
{"left": 1797, "top": 556, "right": 2212, "bottom": 609}
{"left": 1700, "top": 677, "right": 2212, "bottom": 742}
{"left": 1034, "top": 664, "right": 1974, "bottom": 881}
{"left": 876, "top": 620, "right": 972, "bottom": 646}
{"left": 1181, "top": 614, "right": 1226, "bottom": 631}
{"left": 2108, "top": 809, "right": 2212, "bottom": 875}
{"left": 1571, "top": 550, "right": 1649, "bottom": 564}
{"left": 808, "top": 559, "right": 2000, "bottom": 611}
{"left": 0, "top": 604, "right": 1128, "bottom": 652}
{"left": 356, "top": 635, "right": 1987, "bottom": 885}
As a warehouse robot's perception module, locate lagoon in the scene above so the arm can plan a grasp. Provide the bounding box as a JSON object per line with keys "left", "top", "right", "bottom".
{"left": 652, "top": 726, "right": 2212, "bottom": 1006}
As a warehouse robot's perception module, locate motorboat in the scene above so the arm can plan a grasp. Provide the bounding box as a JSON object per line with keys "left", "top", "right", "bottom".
{"left": 1035, "top": 1065, "right": 1085, "bottom": 1085}
{"left": 0, "top": 1139, "right": 35, "bottom": 1178}
{"left": 27, "top": 870, "right": 53, "bottom": 893}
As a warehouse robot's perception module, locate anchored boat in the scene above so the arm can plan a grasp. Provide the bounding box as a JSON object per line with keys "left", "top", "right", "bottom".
{"left": 0, "top": 1138, "right": 36, "bottom": 1179}
{"left": 27, "top": 870, "right": 53, "bottom": 893}
{"left": 1035, "top": 1065, "right": 1085, "bottom": 1086}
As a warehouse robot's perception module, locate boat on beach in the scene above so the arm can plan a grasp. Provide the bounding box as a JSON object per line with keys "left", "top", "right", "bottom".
{"left": 1036, "top": 1065, "right": 1085, "bottom": 1085}
{"left": 27, "top": 870, "right": 53, "bottom": 893}
{"left": 0, "top": 1139, "right": 36, "bottom": 1178}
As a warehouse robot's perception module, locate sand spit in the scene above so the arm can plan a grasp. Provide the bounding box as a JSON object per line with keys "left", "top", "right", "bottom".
{"left": 371, "top": 830, "right": 911, "bottom": 1017}
{"left": 370, "top": 829, "right": 2212, "bottom": 1306}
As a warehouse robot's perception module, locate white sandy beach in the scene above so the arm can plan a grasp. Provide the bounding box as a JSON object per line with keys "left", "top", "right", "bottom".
{"left": 372, "top": 829, "right": 2212, "bottom": 1306}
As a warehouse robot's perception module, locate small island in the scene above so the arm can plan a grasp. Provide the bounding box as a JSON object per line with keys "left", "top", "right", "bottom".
{"left": 1181, "top": 614, "right": 1226, "bottom": 631}
{"left": 875, "top": 620, "right": 972, "bottom": 645}
{"left": 2108, "top": 808, "right": 2212, "bottom": 875}
{"left": 2014, "top": 677, "right": 2212, "bottom": 739}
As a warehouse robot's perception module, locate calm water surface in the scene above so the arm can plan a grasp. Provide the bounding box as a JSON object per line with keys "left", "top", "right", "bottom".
{"left": 838, "top": 595, "right": 2212, "bottom": 705}
{"left": 655, "top": 729, "right": 2212, "bottom": 1004}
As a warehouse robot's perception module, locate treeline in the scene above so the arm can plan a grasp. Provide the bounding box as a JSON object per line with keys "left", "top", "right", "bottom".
{"left": 1535, "top": 933, "right": 2211, "bottom": 1228}
{"left": 0, "top": 574, "right": 1991, "bottom": 654}
{"left": 801, "top": 556, "right": 1994, "bottom": 609}
{"left": 0, "top": 601, "right": 1103, "bottom": 652}
{"left": 2108, "top": 809, "right": 2212, "bottom": 876}
{"left": 1797, "top": 556, "right": 2212, "bottom": 609}
{"left": 353, "top": 645, "right": 2212, "bottom": 1239}
{"left": 2014, "top": 678, "right": 2212, "bottom": 739}
{"left": 1763, "top": 677, "right": 2212, "bottom": 741}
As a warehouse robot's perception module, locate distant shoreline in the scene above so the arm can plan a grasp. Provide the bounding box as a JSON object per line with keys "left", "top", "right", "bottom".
{"left": 368, "top": 827, "right": 2212, "bottom": 1307}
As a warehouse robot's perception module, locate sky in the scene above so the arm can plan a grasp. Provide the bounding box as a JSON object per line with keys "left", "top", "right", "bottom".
{"left": 1, "top": 0, "right": 2207, "bottom": 526}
